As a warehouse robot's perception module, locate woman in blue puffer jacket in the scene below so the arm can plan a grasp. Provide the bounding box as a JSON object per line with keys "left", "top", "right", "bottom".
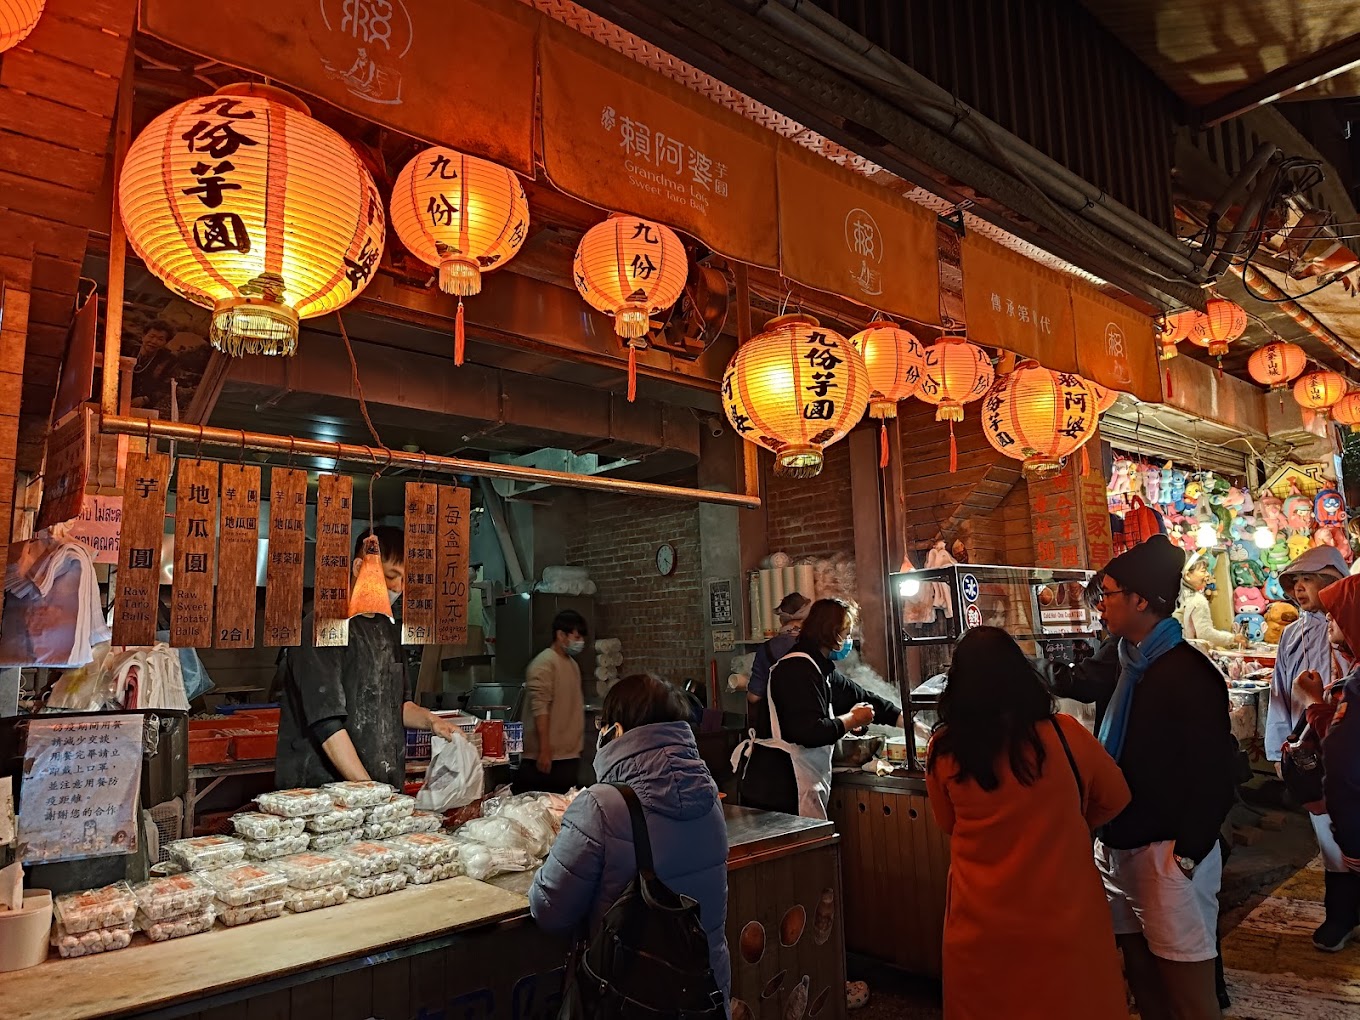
{"left": 529, "top": 673, "right": 731, "bottom": 1010}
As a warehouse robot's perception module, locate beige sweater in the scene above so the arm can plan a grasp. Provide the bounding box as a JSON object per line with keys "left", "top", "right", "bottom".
{"left": 523, "top": 647, "right": 584, "bottom": 760}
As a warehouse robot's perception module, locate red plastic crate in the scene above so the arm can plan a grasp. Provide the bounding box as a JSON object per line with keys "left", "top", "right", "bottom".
{"left": 189, "top": 730, "right": 231, "bottom": 764}
{"left": 230, "top": 731, "right": 277, "bottom": 761}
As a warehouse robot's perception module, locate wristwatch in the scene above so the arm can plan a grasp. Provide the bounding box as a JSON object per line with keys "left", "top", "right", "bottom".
{"left": 1174, "top": 854, "right": 1197, "bottom": 875}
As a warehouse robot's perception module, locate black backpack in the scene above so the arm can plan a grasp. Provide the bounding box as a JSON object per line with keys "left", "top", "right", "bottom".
{"left": 558, "top": 783, "right": 725, "bottom": 1020}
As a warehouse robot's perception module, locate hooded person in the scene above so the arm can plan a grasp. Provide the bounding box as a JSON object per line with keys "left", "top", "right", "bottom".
{"left": 1269, "top": 546, "right": 1350, "bottom": 763}
{"left": 529, "top": 674, "right": 730, "bottom": 1011}
{"left": 1091, "top": 536, "right": 1237, "bottom": 1020}
{"left": 1176, "top": 553, "right": 1241, "bottom": 650}
{"left": 1295, "top": 575, "right": 1360, "bottom": 951}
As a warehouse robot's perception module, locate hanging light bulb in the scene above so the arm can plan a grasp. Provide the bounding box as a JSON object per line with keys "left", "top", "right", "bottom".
{"left": 349, "top": 534, "right": 394, "bottom": 620}
{"left": 1253, "top": 524, "right": 1274, "bottom": 550}
{"left": 1195, "top": 521, "right": 1218, "bottom": 549}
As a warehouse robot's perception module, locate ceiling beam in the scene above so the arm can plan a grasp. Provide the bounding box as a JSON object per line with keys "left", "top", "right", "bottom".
{"left": 1198, "top": 32, "right": 1360, "bottom": 127}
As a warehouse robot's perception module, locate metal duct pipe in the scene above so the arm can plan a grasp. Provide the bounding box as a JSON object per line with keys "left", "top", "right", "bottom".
{"left": 1201, "top": 146, "right": 1281, "bottom": 282}
{"left": 757, "top": 0, "right": 1201, "bottom": 281}
{"left": 99, "top": 415, "right": 763, "bottom": 509}
{"left": 478, "top": 478, "right": 527, "bottom": 591}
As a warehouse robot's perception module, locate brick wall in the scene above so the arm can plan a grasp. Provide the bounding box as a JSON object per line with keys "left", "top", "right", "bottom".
{"left": 563, "top": 493, "right": 707, "bottom": 686}
{"left": 762, "top": 439, "right": 856, "bottom": 560}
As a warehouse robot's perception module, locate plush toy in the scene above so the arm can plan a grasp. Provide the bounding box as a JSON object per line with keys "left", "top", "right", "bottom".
{"left": 1160, "top": 465, "right": 1175, "bottom": 505}
{"left": 1287, "top": 532, "right": 1312, "bottom": 561}
{"left": 1315, "top": 489, "right": 1346, "bottom": 528}
{"left": 1263, "top": 602, "right": 1300, "bottom": 644}
{"left": 1265, "top": 535, "right": 1292, "bottom": 571}
{"left": 1109, "top": 460, "right": 1133, "bottom": 496}
{"left": 1233, "top": 612, "right": 1265, "bottom": 643}
{"left": 1168, "top": 470, "right": 1188, "bottom": 512}
{"left": 1230, "top": 558, "right": 1267, "bottom": 588}
{"left": 1228, "top": 542, "right": 1249, "bottom": 563}
{"left": 1223, "top": 486, "right": 1246, "bottom": 511}
{"left": 1142, "top": 465, "right": 1161, "bottom": 504}
{"left": 1233, "top": 587, "right": 1267, "bottom": 615}
{"left": 1284, "top": 495, "right": 1316, "bottom": 535}
{"left": 1264, "top": 573, "right": 1286, "bottom": 602}
{"left": 1259, "top": 492, "right": 1286, "bottom": 535}
{"left": 1184, "top": 476, "right": 1203, "bottom": 505}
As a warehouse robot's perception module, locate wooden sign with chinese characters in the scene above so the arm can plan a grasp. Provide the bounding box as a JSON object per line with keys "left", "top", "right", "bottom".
{"left": 113, "top": 450, "right": 171, "bottom": 647}
{"left": 1078, "top": 433, "right": 1116, "bottom": 569}
{"left": 36, "top": 406, "right": 90, "bottom": 532}
{"left": 313, "top": 474, "right": 354, "bottom": 648}
{"left": 776, "top": 141, "right": 940, "bottom": 325}
{"left": 402, "top": 482, "right": 438, "bottom": 645}
{"left": 141, "top": 0, "right": 537, "bottom": 175}
{"left": 435, "top": 485, "right": 471, "bottom": 645}
{"left": 960, "top": 233, "right": 1078, "bottom": 373}
{"left": 264, "top": 467, "right": 308, "bottom": 647}
{"left": 1026, "top": 450, "right": 1111, "bottom": 571}
{"left": 538, "top": 17, "right": 779, "bottom": 269}
{"left": 171, "top": 459, "right": 218, "bottom": 648}
{"left": 216, "top": 464, "right": 261, "bottom": 649}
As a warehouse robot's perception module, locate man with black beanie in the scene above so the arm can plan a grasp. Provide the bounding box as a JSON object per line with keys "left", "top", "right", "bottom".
{"left": 1092, "top": 535, "right": 1236, "bottom": 1020}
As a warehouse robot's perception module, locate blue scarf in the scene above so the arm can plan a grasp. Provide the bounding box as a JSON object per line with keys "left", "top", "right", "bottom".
{"left": 1099, "top": 617, "right": 1184, "bottom": 762}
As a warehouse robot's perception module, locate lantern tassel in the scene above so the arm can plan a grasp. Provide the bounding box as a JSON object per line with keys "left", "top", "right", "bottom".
{"left": 454, "top": 298, "right": 466, "bottom": 367}
{"left": 879, "top": 421, "right": 890, "bottom": 470}
{"left": 1165, "top": 365, "right": 1173, "bottom": 399}
{"left": 1081, "top": 444, "right": 1091, "bottom": 477}
{"left": 949, "top": 421, "right": 958, "bottom": 473}
{"left": 627, "top": 346, "right": 638, "bottom": 403}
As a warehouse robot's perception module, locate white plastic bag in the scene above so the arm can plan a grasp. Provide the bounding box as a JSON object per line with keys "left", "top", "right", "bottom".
{"left": 414, "top": 729, "right": 484, "bottom": 812}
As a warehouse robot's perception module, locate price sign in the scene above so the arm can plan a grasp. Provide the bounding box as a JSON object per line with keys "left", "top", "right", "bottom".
{"left": 216, "top": 464, "right": 261, "bottom": 648}
{"left": 435, "top": 485, "right": 471, "bottom": 645}
{"left": 171, "top": 459, "right": 218, "bottom": 647}
{"left": 313, "top": 474, "right": 353, "bottom": 648}
{"left": 264, "top": 467, "right": 308, "bottom": 647}
{"left": 402, "top": 482, "right": 438, "bottom": 645}
{"left": 113, "top": 450, "right": 170, "bottom": 647}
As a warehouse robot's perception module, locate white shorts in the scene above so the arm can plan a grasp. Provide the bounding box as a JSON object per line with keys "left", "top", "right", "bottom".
{"left": 1095, "top": 839, "right": 1222, "bottom": 963}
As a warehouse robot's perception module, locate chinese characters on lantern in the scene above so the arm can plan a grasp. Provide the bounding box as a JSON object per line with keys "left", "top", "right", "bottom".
{"left": 601, "top": 104, "right": 730, "bottom": 214}
{"left": 802, "top": 330, "right": 843, "bottom": 423}
{"left": 181, "top": 97, "right": 257, "bottom": 257}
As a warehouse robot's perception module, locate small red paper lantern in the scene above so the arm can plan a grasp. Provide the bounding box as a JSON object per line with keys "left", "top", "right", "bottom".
{"left": 849, "top": 320, "right": 925, "bottom": 468}
{"left": 1185, "top": 298, "right": 1247, "bottom": 358}
{"left": 1158, "top": 310, "right": 1196, "bottom": 361}
{"left": 1331, "top": 391, "right": 1360, "bottom": 432}
{"left": 1247, "top": 341, "right": 1307, "bottom": 392}
{"left": 1294, "top": 370, "right": 1349, "bottom": 418}
{"left": 916, "top": 336, "right": 993, "bottom": 472}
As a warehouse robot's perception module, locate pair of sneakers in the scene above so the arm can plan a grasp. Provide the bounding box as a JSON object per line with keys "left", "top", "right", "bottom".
{"left": 1314, "top": 917, "right": 1356, "bottom": 953}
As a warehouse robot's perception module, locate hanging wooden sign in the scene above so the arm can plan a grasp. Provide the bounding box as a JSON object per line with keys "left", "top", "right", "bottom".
{"left": 314, "top": 474, "right": 354, "bottom": 648}
{"left": 171, "top": 459, "right": 218, "bottom": 648}
{"left": 113, "top": 449, "right": 171, "bottom": 647}
{"left": 264, "top": 467, "right": 308, "bottom": 647}
{"left": 36, "top": 406, "right": 91, "bottom": 532}
{"left": 216, "top": 464, "right": 261, "bottom": 649}
{"left": 435, "top": 485, "right": 471, "bottom": 646}
{"left": 402, "top": 482, "right": 438, "bottom": 646}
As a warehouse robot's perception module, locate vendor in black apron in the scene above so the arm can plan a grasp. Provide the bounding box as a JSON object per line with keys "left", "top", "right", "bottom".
{"left": 733, "top": 597, "right": 903, "bottom": 818}
{"left": 276, "top": 526, "right": 457, "bottom": 789}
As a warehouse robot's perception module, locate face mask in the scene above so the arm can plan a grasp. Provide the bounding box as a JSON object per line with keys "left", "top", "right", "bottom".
{"left": 596, "top": 722, "right": 622, "bottom": 751}
{"left": 567, "top": 638, "right": 586, "bottom": 656}
{"left": 388, "top": 588, "right": 402, "bottom": 607}
{"left": 829, "top": 637, "right": 853, "bottom": 661}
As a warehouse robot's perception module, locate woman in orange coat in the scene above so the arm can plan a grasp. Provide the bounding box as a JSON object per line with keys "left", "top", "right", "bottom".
{"left": 927, "top": 627, "right": 1132, "bottom": 1019}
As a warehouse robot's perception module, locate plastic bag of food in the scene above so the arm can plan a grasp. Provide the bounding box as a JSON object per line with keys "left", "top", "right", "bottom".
{"left": 52, "top": 925, "right": 133, "bottom": 958}
{"left": 256, "top": 788, "right": 334, "bottom": 818}
{"left": 243, "top": 833, "right": 311, "bottom": 861}
{"left": 484, "top": 796, "right": 554, "bottom": 857}
{"left": 364, "top": 794, "right": 415, "bottom": 825}
{"left": 200, "top": 865, "right": 289, "bottom": 907}
{"left": 345, "top": 871, "right": 408, "bottom": 898}
{"left": 304, "top": 806, "right": 366, "bottom": 833}
{"left": 452, "top": 839, "right": 536, "bottom": 882}
{"left": 309, "top": 828, "right": 363, "bottom": 852}
{"left": 361, "top": 818, "right": 403, "bottom": 841}
{"left": 231, "top": 811, "right": 306, "bottom": 841}
{"left": 132, "top": 874, "right": 214, "bottom": 922}
{"left": 321, "top": 780, "right": 396, "bottom": 810}
{"left": 271, "top": 852, "right": 353, "bottom": 890}
{"left": 53, "top": 882, "right": 137, "bottom": 935}
{"left": 383, "top": 832, "right": 460, "bottom": 869}
{"left": 398, "top": 811, "right": 444, "bottom": 835}
{"left": 166, "top": 835, "right": 248, "bottom": 872}
{"left": 414, "top": 730, "right": 484, "bottom": 812}
{"left": 531, "top": 790, "right": 577, "bottom": 832}
{"left": 335, "top": 841, "right": 405, "bottom": 877}
{"left": 455, "top": 816, "right": 542, "bottom": 857}
{"left": 283, "top": 882, "right": 347, "bottom": 913}
{"left": 217, "top": 897, "right": 285, "bottom": 927}
{"left": 401, "top": 860, "right": 465, "bottom": 885}
{"left": 138, "top": 906, "right": 216, "bottom": 942}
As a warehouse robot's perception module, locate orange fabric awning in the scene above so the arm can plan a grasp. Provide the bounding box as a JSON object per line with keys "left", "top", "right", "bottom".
{"left": 1069, "top": 280, "right": 1162, "bottom": 403}
{"left": 141, "top": 0, "right": 538, "bottom": 176}
{"left": 960, "top": 232, "right": 1078, "bottom": 373}
{"left": 775, "top": 141, "right": 940, "bottom": 325}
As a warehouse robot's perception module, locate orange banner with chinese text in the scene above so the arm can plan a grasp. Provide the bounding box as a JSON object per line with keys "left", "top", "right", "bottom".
{"left": 537, "top": 18, "right": 779, "bottom": 269}
{"left": 1069, "top": 281, "right": 1162, "bottom": 403}
{"left": 960, "top": 233, "right": 1078, "bottom": 372}
{"left": 140, "top": 0, "right": 537, "bottom": 175}
{"left": 776, "top": 142, "right": 940, "bottom": 324}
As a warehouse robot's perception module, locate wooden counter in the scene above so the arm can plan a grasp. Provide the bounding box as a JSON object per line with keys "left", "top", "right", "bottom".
{"left": 5, "top": 878, "right": 531, "bottom": 1020}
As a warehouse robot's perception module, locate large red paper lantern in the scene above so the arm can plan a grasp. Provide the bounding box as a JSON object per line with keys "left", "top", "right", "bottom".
{"left": 119, "top": 84, "right": 385, "bottom": 357}
{"left": 1294, "top": 370, "right": 1349, "bottom": 418}
{"left": 1247, "top": 341, "right": 1307, "bottom": 392}
{"left": 0, "top": 0, "right": 43, "bottom": 52}
{"left": 722, "top": 313, "right": 870, "bottom": 479}
{"left": 1185, "top": 298, "right": 1247, "bottom": 358}
{"left": 980, "top": 362, "right": 1098, "bottom": 478}
{"left": 849, "top": 320, "right": 925, "bottom": 467}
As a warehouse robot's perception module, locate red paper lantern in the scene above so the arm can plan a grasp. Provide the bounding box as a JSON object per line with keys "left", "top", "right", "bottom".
{"left": 1331, "top": 391, "right": 1360, "bottom": 432}
{"left": 849, "top": 320, "right": 925, "bottom": 468}
{"left": 1090, "top": 382, "right": 1118, "bottom": 414}
{"left": 1294, "top": 370, "right": 1349, "bottom": 417}
{"left": 980, "top": 362, "right": 1098, "bottom": 478}
{"left": 1158, "top": 310, "right": 1195, "bottom": 361}
{"left": 0, "top": 0, "right": 43, "bottom": 52}
{"left": 1247, "top": 341, "right": 1307, "bottom": 392}
{"left": 1185, "top": 298, "right": 1247, "bottom": 358}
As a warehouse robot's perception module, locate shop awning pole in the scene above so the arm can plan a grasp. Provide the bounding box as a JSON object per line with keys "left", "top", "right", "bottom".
{"left": 99, "top": 414, "right": 762, "bottom": 509}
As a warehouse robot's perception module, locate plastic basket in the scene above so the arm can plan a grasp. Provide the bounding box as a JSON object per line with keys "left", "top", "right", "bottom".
{"left": 405, "top": 711, "right": 466, "bottom": 761}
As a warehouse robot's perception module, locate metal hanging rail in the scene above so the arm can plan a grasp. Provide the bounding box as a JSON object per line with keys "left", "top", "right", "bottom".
{"left": 99, "top": 415, "right": 762, "bottom": 510}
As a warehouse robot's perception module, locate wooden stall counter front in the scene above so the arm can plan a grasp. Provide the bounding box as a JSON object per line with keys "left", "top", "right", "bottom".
{"left": 4, "top": 806, "right": 848, "bottom": 1020}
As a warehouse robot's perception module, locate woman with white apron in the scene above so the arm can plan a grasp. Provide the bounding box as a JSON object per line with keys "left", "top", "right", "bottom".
{"left": 733, "top": 598, "right": 903, "bottom": 819}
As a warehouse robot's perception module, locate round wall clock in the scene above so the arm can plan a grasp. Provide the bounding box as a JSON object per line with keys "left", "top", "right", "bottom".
{"left": 655, "top": 543, "right": 676, "bottom": 576}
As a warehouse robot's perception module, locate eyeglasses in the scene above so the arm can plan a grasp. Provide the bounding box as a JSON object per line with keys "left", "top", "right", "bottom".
{"left": 1090, "top": 586, "right": 1130, "bottom": 607}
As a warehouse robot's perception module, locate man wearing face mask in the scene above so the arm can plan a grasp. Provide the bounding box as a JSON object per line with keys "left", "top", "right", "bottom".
{"left": 515, "top": 609, "right": 589, "bottom": 794}
{"left": 276, "top": 526, "right": 457, "bottom": 789}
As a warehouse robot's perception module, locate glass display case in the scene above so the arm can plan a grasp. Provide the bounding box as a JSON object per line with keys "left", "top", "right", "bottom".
{"left": 889, "top": 564, "right": 1100, "bottom": 764}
